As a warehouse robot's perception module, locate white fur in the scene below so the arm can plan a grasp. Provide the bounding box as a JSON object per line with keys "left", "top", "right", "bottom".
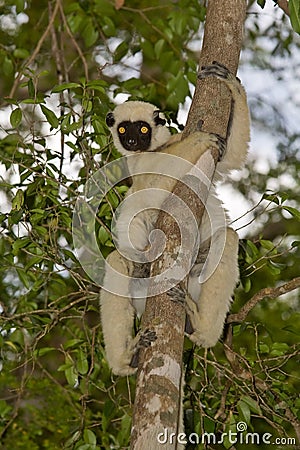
{"left": 100, "top": 68, "right": 250, "bottom": 375}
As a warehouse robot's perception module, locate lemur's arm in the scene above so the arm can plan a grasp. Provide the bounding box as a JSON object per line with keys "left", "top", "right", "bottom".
{"left": 197, "top": 62, "right": 250, "bottom": 174}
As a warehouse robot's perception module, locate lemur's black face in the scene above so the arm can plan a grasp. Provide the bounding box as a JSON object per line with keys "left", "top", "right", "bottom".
{"left": 116, "top": 120, "right": 152, "bottom": 152}
{"left": 106, "top": 107, "right": 167, "bottom": 153}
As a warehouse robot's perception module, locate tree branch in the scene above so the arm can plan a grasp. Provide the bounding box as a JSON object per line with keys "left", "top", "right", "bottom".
{"left": 58, "top": 1, "right": 89, "bottom": 81}
{"left": 227, "top": 276, "right": 300, "bottom": 324}
{"left": 9, "top": 0, "right": 60, "bottom": 99}
{"left": 131, "top": 1, "right": 247, "bottom": 449}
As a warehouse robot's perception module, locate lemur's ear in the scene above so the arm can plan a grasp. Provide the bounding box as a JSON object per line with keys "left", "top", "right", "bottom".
{"left": 106, "top": 112, "right": 115, "bottom": 127}
{"left": 153, "top": 110, "right": 166, "bottom": 127}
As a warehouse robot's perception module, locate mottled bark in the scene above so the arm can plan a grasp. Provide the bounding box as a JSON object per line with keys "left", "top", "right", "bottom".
{"left": 131, "top": 2, "right": 247, "bottom": 449}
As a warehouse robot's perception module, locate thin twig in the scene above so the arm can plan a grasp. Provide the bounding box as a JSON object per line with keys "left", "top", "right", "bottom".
{"left": 48, "top": 0, "right": 65, "bottom": 181}
{"left": 227, "top": 276, "right": 300, "bottom": 324}
{"left": 58, "top": 0, "right": 89, "bottom": 81}
{"left": 9, "top": 0, "right": 60, "bottom": 99}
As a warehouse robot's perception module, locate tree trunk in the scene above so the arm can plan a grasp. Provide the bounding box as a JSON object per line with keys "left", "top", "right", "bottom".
{"left": 131, "top": 2, "right": 247, "bottom": 449}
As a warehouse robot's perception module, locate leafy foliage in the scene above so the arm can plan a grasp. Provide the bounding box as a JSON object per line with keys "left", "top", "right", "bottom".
{"left": 0, "top": 1, "right": 299, "bottom": 449}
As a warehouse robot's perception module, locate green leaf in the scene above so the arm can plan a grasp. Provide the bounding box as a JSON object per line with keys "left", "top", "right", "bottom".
{"left": 77, "top": 444, "right": 96, "bottom": 450}
{"left": 25, "top": 256, "right": 43, "bottom": 270}
{"left": 16, "top": 267, "right": 30, "bottom": 289}
{"left": 61, "top": 114, "right": 82, "bottom": 133}
{"left": 52, "top": 82, "right": 82, "bottom": 93}
{"left": 240, "top": 395, "right": 262, "bottom": 415}
{"left": 118, "top": 414, "right": 131, "bottom": 445}
{"left": 245, "top": 240, "right": 259, "bottom": 258}
{"left": 77, "top": 349, "right": 89, "bottom": 375}
{"left": 67, "top": 11, "right": 82, "bottom": 34}
{"left": 0, "top": 400, "right": 13, "bottom": 418}
{"left": 154, "top": 39, "right": 165, "bottom": 59}
{"left": 267, "top": 260, "right": 283, "bottom": 275}
{"left": 282, "top": 206, "right": 300, "bottom": 220}
{"left": 64, "top": 431, "right": 81, "bottom": 448}
{"left": 62, "top": 355, "right": 78, "bottom": 387}
{"left": 34, "top": 347, "right": 56, "bottom": 357}
{"left": 82, "top": 19, "right": 99, "bottom": 47}
{"left": 63, "top": 249, "right": 78, "bottom": 262}
{"left": 30, "top": 209, "right": 46, "bottom": 225}
{"left": 141, "top": 40, "right": 155, "bottom": 60}
{"left": 15, "top": 0, "right": 25, "bottom": 13}
{"left": 102, "top": 16, "right": 115, "bottom": 37}
{"left": 169, "top": 14, "right": 186, "bottom": 35}
{"left": 282, "top": 325, "right": 300, "bottom": 335}
{"left": 86, "top": 80, "right": 107, "bottom": 91}
{"left": 3, "top": 56, "right": 14, "bottom": 76}
{"left": 270, "top": 342, "right": 289, "bottom": 357}
{"left": 223, "top": 415, "right": 237, "bottom": 450}
{"left": 12, "top": 237, "right": 31, "bottom": 255}
{"left": 66, "top": 140, "right": 79, "bottom": 152}
{"left": 64, "top": 339, "right": 84, "bottom": 350}
{"left": 289, "top": 0, "right": 300, "bottom": 34}
{"left": 10, "top": 108, "right": 22, "bottom": 128}
{"left": 13, "top": 48, "right": 30, "bottom": 59}
{"left": 65, "top": 365, "right": 78, "bottom": 387}
{"left": 260, "top": 239, "right": 275, "bottom": 251}
{"left": 243, "top": 277, "right": 251, "bottom": 293}
{"left": 5, "top": 341, "right": 19, "bottom": 352}
{"left": 22, "top": 95, "right": 45, "bottom": 104}
{"left": 263, "top": 192, "right": 280, "bottom": 204}
{"left": 279, "top": 191, "right": 290, "bottom": 203}
{"left": 83, "top": 429, "right": 97, "bottom": 445}
{"left": 40, "top": 104, "right": 59, "bottom": 128}
{"left": 237, "top": 399, "right": 251, "bottom": 425}
{"left": 92, "top": 118, "right": 106, "bottom": 134}
{"left": 10, "top": 329, "right": 25, "bottom": 346}
{"left": 114, "top": 41, "right": 128, "bottom": 62}
{"left": 106, "top": 189, "right": 120, "bottom": 209}
{"left": 12, "top": 189, "right": 24, "bottom": 210}
{"left": 98, "top": 226, "right": 111, "bottom": 245}
{"left": 257, "top": 0, "right": 266, "bottom": 8}
{"left": 259, "top": 343, "right": 270, "bottom": 354}
{"left": 35, "top": 225, "right": 48, "bottom": 237}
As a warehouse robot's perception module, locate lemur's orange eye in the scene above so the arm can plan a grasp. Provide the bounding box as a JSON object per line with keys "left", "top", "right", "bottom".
{"left": 118, "top": 126, "right": 126, "bottom": 134}
{"left": 140, "top": 126, "right": 149, "bottom": 134}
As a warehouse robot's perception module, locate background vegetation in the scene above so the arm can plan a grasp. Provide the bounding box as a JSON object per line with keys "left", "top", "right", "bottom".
{"left": 0, "top": 0, "right": 299, "bottom": 449}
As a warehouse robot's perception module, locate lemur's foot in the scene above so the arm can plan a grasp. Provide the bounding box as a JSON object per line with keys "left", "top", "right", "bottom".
{"left": 167, "top": 286, "right": 195, "bottom": 335}
{"left": 129, "top": 329, "right": 157, "bottom": 368}
{"left": 198, "top": 61, "right": 231, "bottom": 81}
{"left": 138, "top": 329, "right": 157, "bottom": 348}
{"left": 167, "top": 285, "right": 186, "bottom": 305}
{"left": 213, "top": 134, "right": 226, "bottom": 161}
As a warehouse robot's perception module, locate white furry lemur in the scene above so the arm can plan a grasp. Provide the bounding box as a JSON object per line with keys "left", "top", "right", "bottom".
{"left": 100, "top": 62, "right": 250, "bottom": 375}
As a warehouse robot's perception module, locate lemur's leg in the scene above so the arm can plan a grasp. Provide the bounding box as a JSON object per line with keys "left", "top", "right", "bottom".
{"left": 170, "top": 227, "right": 239, "bottom": 348}
{"left": 100, "top": 251, "right": 156, "bottom": 375}
{"left": 100, "top": 250, "right": 138, "bottom": 375}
